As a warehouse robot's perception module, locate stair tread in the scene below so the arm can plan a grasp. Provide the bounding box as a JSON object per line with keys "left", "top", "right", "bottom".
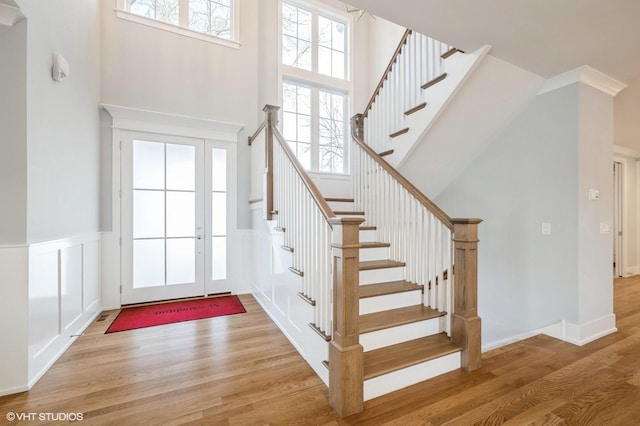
{"left": 360, "top": 225, "right": 376, "bottom": 231}
{"left": 405, "top": 102, "right": 427, "bottom": 116}
{"left": 421, "top": 72, "right": 448, "bottom": 90}
{"left": 360, "top": 281, "right": 423, "bottom": 299}
{"left": 364, "top": 333, "right": 461, "bottom": 380}
{"left": 389, "top": 127, "right": 410, "bottom": 138}
{"left": 378, "top": 149, "right": 394, "bottom": 157}
{"left": 325, "top": 197, "right": 354, "bottom": 202}
{"left": 360, "top": 241, "right": 390, "bottom": 249}
{"left": 334, "top": 210, "right": 365, "bottom": 216}
{"left": 359, "top": 259, "right": 405, "bottom": 270}
{"left": 360, "top": 304, "right": 445, "bottom": 333}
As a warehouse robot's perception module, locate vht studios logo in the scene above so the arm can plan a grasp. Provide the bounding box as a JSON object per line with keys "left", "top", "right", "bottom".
{"left": 6, "top": 411, "right": 84, "bottom": 422}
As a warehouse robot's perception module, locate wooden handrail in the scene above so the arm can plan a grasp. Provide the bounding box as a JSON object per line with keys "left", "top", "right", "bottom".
{"left": 351, "top": 114, "right": 453, "bottom": 230}
{"left": 271, "top": 125, "right": 336, "bottom": 223}
{"left": 247, "top": 120, "right": 266, "bottom": 145}
{"left": 363, "top": 29, "right": 412, "bottom": 118}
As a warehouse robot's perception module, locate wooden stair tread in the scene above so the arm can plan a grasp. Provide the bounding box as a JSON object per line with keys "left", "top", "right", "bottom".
{"left": 360, "top": 304, "right": 445, "bottom": 334}
{"left": 378, "top": 149, "right": 394, "bottom": 157}
{"left": 421, "top": 73, "right": 447, "bottom": 90}
{"left": 404, "top": 102, "right": 427, "bottom": 116}
{"left": 389, "top": 127, "right": 409, "bottom": 138}
{"left": 360, "top": 225, "right": 376, "bottom": 231}
{"left": 441, "top": 47, "right": 463, "bottom": 59}
{"left": 359, "top": 281, "right": 423, "bottom": 299}
{"left": 325, "top": 197, "right": 354, "bottom": 203}
{"left": 359, "top": 259, "right": 405, "bottom": 270}
{"left": 364, "top": 333, "right": 461, "bottom": 380}
{"left": 360, "top": 241, "right": 390, "bottom": 249}
{"left": 334, "top": 210, "right": 365, "bottom": 216}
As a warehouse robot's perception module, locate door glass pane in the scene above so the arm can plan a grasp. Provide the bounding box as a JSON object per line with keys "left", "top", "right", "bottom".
{"left": 133, "top": 190, "right": 165, "bottom": 238}
{"left": 212, "top": 236, "right": 226, "bottom": 280}
{"left": 133, "top": 140, "right": 164, "bottom": 189}
{"left": 166, "top": 191, "right": 195, "bottom": 237}
{"left": 211, "top": 148, "right": 227, "bottom": 191}
{"left": 167, "top": 238, "right": 195, "bottom": 284}
{"left": 166, "top": 144, "right": 195, "bottom": 190}
{"left": 133, "top": 239, "right": 165, "bottom": 288}
{"left": 211, "top": 192, "right": 226, "bottom": 236}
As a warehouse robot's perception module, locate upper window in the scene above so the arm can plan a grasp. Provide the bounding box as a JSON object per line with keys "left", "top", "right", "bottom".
{"left": 280, "top": 1, "right": 350, "bottom": 174}
{"left": 119, "top": 0, "right": 239, "bottom": 47}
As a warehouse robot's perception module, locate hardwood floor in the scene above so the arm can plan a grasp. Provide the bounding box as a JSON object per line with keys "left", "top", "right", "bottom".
{"left": 2, "top": 278, "right": 640, "bottom": 425}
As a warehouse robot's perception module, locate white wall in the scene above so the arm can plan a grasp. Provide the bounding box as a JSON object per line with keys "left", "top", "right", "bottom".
{"left": 0, "top": 20, "right": 27, "bottom": 244}
{"left": 22, "top": 0, "right": 102, "bottom": 243}
{"left": 100, "top": 0, "right": 260, "bottom": 230}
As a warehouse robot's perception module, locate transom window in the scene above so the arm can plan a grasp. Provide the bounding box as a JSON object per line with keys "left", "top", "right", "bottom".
{"left": 121, "top": 0, "right": 238, "bottom": 45}
{"left": 281, "top": 1, "right": 350, "bottom": 174}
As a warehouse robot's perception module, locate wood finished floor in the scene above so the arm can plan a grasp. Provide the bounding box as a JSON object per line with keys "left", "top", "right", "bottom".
{"left": 1, "top": 278, "right": 640, "bottom": 425}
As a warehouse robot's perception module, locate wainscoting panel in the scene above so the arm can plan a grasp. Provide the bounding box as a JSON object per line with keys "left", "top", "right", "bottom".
{"left": 27, "top": 233, "right": 102, "bottom": 387}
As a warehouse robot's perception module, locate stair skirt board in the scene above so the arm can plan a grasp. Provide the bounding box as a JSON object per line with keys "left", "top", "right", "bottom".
{"left": 359, "top": 290, "right": 422, "bottom": 315}
{"left": 359, "top": 246, "right": 389, "bottom": 262}
{"left": 360, "top": 267, "right": 405, "bottom": 285}
{"left": 364, "top": 351, "right": 461, "bottom": 401}
{"left": 360, "top": 318, "right": 442, "bottom": 351}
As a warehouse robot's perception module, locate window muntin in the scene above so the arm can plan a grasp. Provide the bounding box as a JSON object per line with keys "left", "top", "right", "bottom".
{"left": 126, "top": 0, "right": 235, "bottom": 41}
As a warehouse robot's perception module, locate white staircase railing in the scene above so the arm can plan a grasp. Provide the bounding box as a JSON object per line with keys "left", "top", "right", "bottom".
{"left": 364, "top": 29, "right": 451, "bottom": 154}
{"left": 351, "top": 115, "right": 453, "bottom": 333}
{"left": 249, "top": 105, "right": 336, "bottom": 339}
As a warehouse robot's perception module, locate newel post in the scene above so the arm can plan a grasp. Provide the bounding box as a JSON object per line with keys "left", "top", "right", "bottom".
{"left": 451, "top": 218, "right": 482, "bottom": 371}
{"left": 328, "top": 216, "right": 364, "bottom": 417}
{"left": 263, "top": 104, "right": 279, "bottom": 221}
{"left": 350, "top": 113, "right": 364, "bottom": 139}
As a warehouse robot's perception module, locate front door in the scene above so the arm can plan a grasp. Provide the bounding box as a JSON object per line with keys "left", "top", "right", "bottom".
{"left": 121, "top": 132, "right": 207, "bottom": 304}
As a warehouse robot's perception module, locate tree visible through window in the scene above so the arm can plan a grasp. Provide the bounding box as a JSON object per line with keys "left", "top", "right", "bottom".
{"left": 128, "top": 0, "right": 233, "bottom": 40}
{"left": 281, "top": 1, "right": 349, "bottom": 174}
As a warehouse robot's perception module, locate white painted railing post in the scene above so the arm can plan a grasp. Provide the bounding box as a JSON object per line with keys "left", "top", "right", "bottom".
{"left": 263, "top": 104, "right": 279, "bottom": 221}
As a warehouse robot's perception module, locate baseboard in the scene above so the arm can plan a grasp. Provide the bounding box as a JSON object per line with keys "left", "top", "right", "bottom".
{"left": 539, "top": 314, "right": 617, "bottom": 346}
{"left": 625, "top": 265, "right": 639, "bottom": 276}
{"left": 0, "top": 385, "right": 30, "bottom": 397}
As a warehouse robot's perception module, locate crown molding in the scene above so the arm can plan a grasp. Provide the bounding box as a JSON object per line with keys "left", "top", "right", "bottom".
{"left": 0, "top": 2, "right": 24, "bottom": 27}
{"left": 538, "top": 65, "right": 627, "bottom": 97}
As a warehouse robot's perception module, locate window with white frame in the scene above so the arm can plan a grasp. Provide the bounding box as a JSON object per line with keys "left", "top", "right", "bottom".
{"left": 120, "top": 0, "right": 238, "bottom": 45}
{"left": 281, "top": 1, "right": 350, "bottom": 174}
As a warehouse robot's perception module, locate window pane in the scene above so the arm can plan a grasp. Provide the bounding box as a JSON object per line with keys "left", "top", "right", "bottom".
{"left": 283, "top": 111, "right": 297, "bottom": 140}
{"left": 166, "top": 191, "right": 195, "bottom": 237}
{"left": 282, "top": 35, "right": 299, "bottom": 67}
{"left": 281, "top": 3, "right": 311, "bottom": 71}
{"left": 133, "top": 239, "right": 165, "bottom": 288}
{"left": 133, "top": 190, "right": 165, "bottom": 238}
{"left": 189, "top": 0, "right": 209, "bottom": 33}
{"left": 297, "top": 40, "right": 312, "bottom": 70}
{"left": 319, "top": 90, "right": 345, "bottom": 173}
{"left": 298, "top": 115, "right": 311, "bottom": 143}
{"left": 166, "top": 143, "right": 195, "bottom": 191}
{"left": 297, "top": 86, "right": 311, "bottom": 115}
{"left": 318, "top": 46, "right": 331, "bottom": 77}
{"left": 210, "top": 1, "right": 231, "bottom": 38}
{"left": 129, "top": 0, "right": 154, "bottom": 19}
{"left": 156, "top": 0, "right": 179, "bottom": 25}
{"left": 212, "top": 148, "right": 227, "bottom": 192}
{"left": 133, "top": 140, "right": 164, "bottom": 190}
{"left": 212, "top": 192, "right": 226, "bottom": 236}
{"left": 318, "top": 16, "right": 331, "bottom": 48}
{"left": 332, "top": 51, "right": 345, "bottom": 79}
{"left": 212, "top": 236, "right": 227, "bottom": 280}
{"left": 333, "top": 21, "right": 345, "bottom": 52}
{"left": 298, "top": 143, "right": 311, "bottom": 170}
{"left": 166, "top": 238, "right": 195, "bottom": 284}
{"left": 297, "top": 9, "right": 311, "bottom": 41}
{"left": 283, "top": 83, "right": 296, "bottom": 112}
{"left": 282, "top": 4, "right": 297, "bottom": 35}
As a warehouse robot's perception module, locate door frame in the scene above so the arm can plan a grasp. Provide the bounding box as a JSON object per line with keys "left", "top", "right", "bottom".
{"left": 101, "top": 104, "right": 243, "bottom": 308}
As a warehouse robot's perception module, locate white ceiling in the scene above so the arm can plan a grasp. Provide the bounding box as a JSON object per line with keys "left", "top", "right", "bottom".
{"left": 343, "top": 0, "right": 640, "bottom": 150}
{"left": 0, "top": 0, "right": 19, "bottom": 7}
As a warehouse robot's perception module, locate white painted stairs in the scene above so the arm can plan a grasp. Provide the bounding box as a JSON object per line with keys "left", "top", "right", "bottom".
{"left": 325, "top": 198, "right": 461, "bottom": 401}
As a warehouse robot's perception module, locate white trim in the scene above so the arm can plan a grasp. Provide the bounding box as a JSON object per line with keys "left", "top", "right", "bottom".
{"left": 0, "top": 2, "right": 24, "bottom": 27}
{"left": 538, "top": 65, "right": 627, "bottom": 97}
{"left": 538, "top": 314, "right": 617, "bottom": 346}
{"left": 28, "top": 232, "right": 102, "bottom": 254}
{"left": 114, "top": 7, "right": 241, "bottom": 50}
{"left": 614, "top": 144, "right": 640, "bottom": 159}
{"left": 102, "top": 104, "right": 243, "bottom": 142}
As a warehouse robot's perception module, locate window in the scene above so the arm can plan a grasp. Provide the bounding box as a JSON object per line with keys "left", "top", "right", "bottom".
{"left": 119, "top": 0, "right": 239, "bottom": 47}
{"left": 281, "top": 1, "right": 350, "bottom": 174}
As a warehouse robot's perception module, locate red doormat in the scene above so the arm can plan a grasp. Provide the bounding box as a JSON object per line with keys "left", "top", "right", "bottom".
{"left": 105, "top": 295, "right": 246, "bottom": 333}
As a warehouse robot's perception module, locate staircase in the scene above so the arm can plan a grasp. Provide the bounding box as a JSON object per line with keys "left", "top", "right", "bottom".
{"left": 249, "top": 27, "right": 482, "bottom": 418}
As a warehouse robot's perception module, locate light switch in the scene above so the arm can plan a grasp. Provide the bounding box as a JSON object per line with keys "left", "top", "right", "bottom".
{"left": 589, "top": 189, "right": 600, "bottom": 200}
{"left": 541, "top": 222, "right": 551, "bottom": 235}
{"left": 600, "top": 222, "right": 611, "bottom": 234}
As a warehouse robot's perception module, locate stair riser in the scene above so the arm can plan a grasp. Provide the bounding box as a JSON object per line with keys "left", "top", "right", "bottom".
{"left": 360, "top": 317, "right": 441, "bottom": 351}
{"left": 327, "top": 201, "right": 354, "bottom": 211}
{"left": 364, "top": 352, "right": 461, "bottom": 401}
{"left": 359, "top": 247, "right": 389, "bottom": 262}
{"left": 359, "top": 229, "right": 377, "bottom": 243}
{"left": 359, "top": 290, "right": 422, "bottom": 315}
{"left": 360, "top": 267, "right": 404, "bottom": 285}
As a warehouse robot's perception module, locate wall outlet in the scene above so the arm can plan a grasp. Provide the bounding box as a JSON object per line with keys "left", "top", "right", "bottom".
{"left": 541, "top": 222, "right": 551, "bottom": 235}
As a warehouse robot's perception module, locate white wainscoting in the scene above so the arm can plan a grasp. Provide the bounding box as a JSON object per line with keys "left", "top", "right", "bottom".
{"left": 27, "top": 233, "right": 102, "bottom": 388}
{"left": 250, "top": 203, "right": 330, "bottom": 385}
